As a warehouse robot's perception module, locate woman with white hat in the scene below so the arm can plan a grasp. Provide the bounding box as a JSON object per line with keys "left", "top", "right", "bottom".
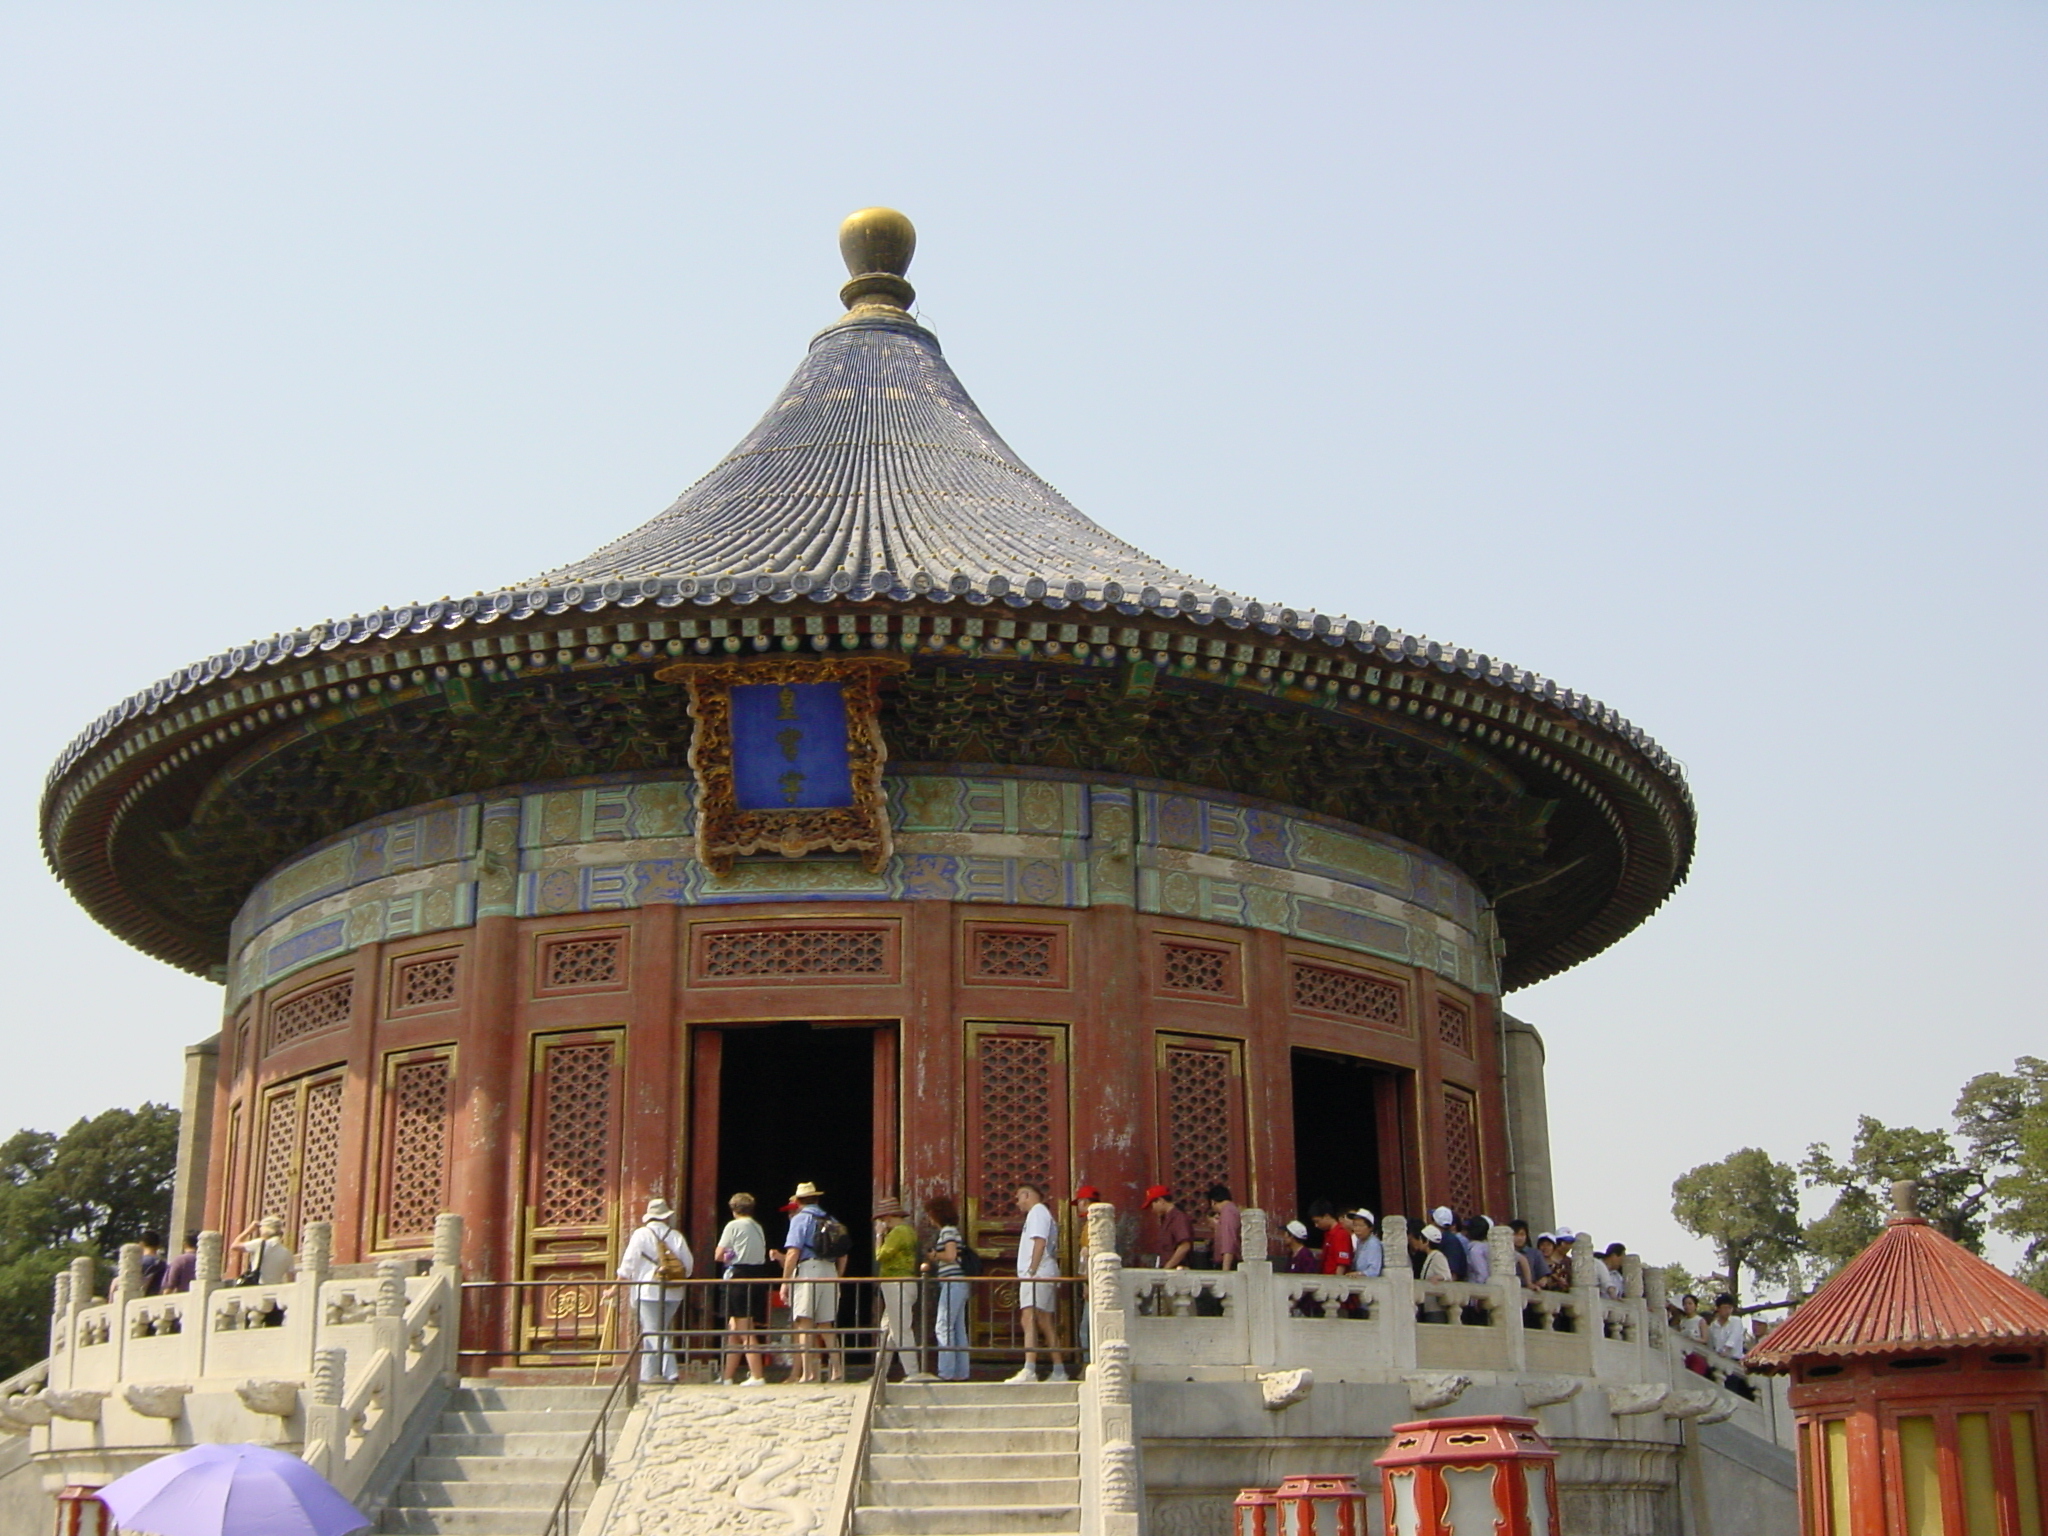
{"left": 617, "top": 1197, "right": 694, "bottom": 1383}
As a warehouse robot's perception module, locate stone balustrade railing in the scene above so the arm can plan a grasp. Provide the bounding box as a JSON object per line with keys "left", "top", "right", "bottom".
{"left": 16, "top": 1214, "right": 463, "bottom": 1502}
{"left": 1106, "top": 1211, "right": 1787, "bottom": 1447}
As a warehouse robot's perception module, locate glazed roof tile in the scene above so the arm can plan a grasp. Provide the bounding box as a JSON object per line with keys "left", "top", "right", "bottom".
{"left": 538, "top": 310, "right": 1231, "bottom": 604}
{"left": 1747, "top": 1214, "right": 2048, "bottom": 1370}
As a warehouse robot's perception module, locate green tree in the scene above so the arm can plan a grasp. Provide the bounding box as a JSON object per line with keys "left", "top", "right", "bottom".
{"left": 1671, "top": 1148, "right": 1804, "bottom": 1304}
{"left": 1800, "top": 1115, "right": 1996, "bottom": 1278}
{"left": 0, "top": 1104, "right": 179, "bottom": 1379}
{"left": 1958, "top": 1057, "right": 2048, "bottom": 1286}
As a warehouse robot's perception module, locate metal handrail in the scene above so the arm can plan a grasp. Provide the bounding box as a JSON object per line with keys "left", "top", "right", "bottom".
{"left": 544, "top": 1339, "right": 640, "bottom": 1536}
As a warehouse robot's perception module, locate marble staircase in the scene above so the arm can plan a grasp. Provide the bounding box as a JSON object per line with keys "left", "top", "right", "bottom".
{"left": 379, "top": 1380, "right": 611, "bottom": 1535}
{"left": 856, "top": 1381, "right": 1082, "bottom": 1536}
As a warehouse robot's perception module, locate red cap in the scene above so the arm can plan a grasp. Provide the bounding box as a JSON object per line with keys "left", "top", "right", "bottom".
{"left": 781, "top": 1200, "right": 800, "bottom": 1214}
{"left": 1073, "top": 1185, "right": 1101, "bottom": 1203}
{"left": 1144, "top": 1185, "right": 1171, "bottom": 1204}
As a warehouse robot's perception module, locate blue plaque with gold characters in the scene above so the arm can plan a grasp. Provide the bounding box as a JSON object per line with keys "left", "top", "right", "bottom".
{"left": 657, "top": 656, "right": 907, "bottom": 875}
{"left": 729, "top": 682, "right": 856, "bottom": 810}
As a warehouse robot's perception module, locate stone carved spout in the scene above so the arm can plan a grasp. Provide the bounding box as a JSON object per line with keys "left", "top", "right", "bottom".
{"left": 124, "top": 1383, "right": 193, "bottom": 1420}
{"left": 43, "top": 1390, "right": 108, "bottom": 1422}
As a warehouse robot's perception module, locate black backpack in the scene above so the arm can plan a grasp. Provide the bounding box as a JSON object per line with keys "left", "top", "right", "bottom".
{"left": 957, "top": 1239, "right": 984, "bottom": 1276}
{"left": 811, "top": 1213, "right": 852, "bottom": 1262}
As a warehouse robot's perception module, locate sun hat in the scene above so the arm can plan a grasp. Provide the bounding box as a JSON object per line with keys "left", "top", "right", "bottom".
{"left": 1144, "top": 1184, "right": 1172, "bottom": 1204}
{"left": 874, "top": 1196, "right": 907, "bottom": 1219}
{"left": 1285, "top": 1220, "right": 1309, "bottom": 1241}
{"left": 643, "top": 1197, "right": 675, "bottom": 1221}
{"left": 790, "top": 1181, "right": 825, "bottom": 1202}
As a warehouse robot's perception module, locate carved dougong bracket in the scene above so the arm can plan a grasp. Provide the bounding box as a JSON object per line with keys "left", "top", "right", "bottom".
{"left": 659, "top": 655, "right": 908, "bottom": 877}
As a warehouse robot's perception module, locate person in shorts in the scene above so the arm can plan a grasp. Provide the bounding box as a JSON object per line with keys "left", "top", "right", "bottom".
{"left": 714, "top": 1192, "right": 774, "bottom": 1385}
{"left": 780, "top": 1182, "right": 841, "bottom": 1383}
{"left": 1009, "top": 1183, "right": 1068, "bottom": 1383}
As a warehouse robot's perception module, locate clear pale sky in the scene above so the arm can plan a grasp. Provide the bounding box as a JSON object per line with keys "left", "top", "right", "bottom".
{"left": 3, "top": 5, "right": 2041, "bottom": 1276}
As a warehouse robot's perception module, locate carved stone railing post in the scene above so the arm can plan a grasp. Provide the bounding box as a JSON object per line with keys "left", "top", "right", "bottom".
{"left": 432, "top": 1212, "right": 463, "bottom": 1273}
{"left": 48, "top": 1270, "right": 71, "bottom": 1364}
{"left": 68, "top": 1256, "right": 96, "bottom": 1311}
{"left": 1083, "top": 1337, "right": 1142, "bottom": 1536}
{"left": 1379, "top": 1217, "right": 1418, "bottom": 1370}
{"left": 114, "top": 1243, "right": 144, "bottom": 1306}
{"left": 376, "top": 1261, "right": 407, "bottom": 1319}
{"left": 302, "top": 1221, "right": 333, "bottom": 1286}
{"left": 195, "top": 1232, "right": 223, "bottom": 1294}
{"left": 311, "top": 1346, "right": 344, "bottom": 1407}
{"left": 1240, "top": 1209, "right": 1277, "bottom": 1368}
{"left": 1240, "top": 1208, "right": 1270, "bottom": 1265}
{"left": 1641, "top": 1261, "right": 1667, "bottom": 1353}
{"left": 1088, "top": 1205, "right": 1126, "bottom": 1348}
{"left": 1490, "top": 1223, "right": 1527, "bottom": 1370}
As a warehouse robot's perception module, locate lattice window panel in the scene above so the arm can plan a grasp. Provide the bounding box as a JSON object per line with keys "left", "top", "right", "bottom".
{"left": 702, "top": 928, "right": 886, "bottom": 978}
{"left": 298, "top": 1078, "right": 345, "bottom": 1226}
{"left": 1442, "top": 1090, "right": 1481, "bottom": 1218}
{"left": 976, "top": 1034, "right": 1055, "bottom": 1207}
{"left": 543, "top": 937, "right": 624, "bottom": 989}
{"left": 973, "top": 929, "right": 1055, "bottom": 980}
{"left": 1436, "top": 998, "right": 1473, "bottom": 1055}
{"left": 385, "top": 1057, "right": 451, "bottom": 1239}
{"left": 270, "top": 978, "right": 353, "bottom": 1050}
{"left": 1291, "top": 963, "right": 1403, "bottom": 1026}
{"left": 536, "top": 1043, "right": 617, "bottom": 1228}
{"left": 1161, "top": 943, "right": 1230, "bottom": 995}
{"left": 395, "top": 954, "right": 459, "bottom": 1009}
{"left": 256, "top": 1090, "right": 298, "bottom": 1227}
{"left": 1165, "top": 1046, "right": 1234, "bottom": 1214}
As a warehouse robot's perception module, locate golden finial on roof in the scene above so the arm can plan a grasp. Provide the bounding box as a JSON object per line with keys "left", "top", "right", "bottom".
{"left": 838, "top": 207, "right": 916, "bottom": 313}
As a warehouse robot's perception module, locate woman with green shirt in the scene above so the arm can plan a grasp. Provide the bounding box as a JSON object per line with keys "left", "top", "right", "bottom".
{"left": 874, "top": 1196, "right": 921, "bottom": 1381}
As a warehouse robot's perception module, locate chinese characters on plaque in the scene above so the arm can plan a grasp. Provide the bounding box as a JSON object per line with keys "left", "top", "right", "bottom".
{"left": 659, "top": 656, "right": 906, "bottom": 875}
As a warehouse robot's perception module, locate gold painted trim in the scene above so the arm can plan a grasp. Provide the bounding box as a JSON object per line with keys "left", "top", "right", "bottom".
{"left": 659, "top": 655, "right": 908, "bottom": 875}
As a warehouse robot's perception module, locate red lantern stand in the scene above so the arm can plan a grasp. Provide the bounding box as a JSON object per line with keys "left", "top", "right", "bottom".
{"left": 1233, "top": 1484, "right": 1282, "bottom": 1536}
{"left": 1235, "top": 1476, "right": 1369, "bottom": 1536}
{"left": 1374, "top": 1416, "right": 1561, "bottom": 1536}
{"left": 53, "top": 1486, "right": 110, "bottom": 1536}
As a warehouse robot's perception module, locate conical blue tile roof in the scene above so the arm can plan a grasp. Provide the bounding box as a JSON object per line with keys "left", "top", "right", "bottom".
{"left": 536, "top": 311, "right": 1232, "bottom": 604}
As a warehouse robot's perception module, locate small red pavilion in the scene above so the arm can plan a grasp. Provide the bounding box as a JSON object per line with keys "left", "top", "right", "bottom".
{"left": 1747, "top": 1180, "right": 2048, "bottom": 1536}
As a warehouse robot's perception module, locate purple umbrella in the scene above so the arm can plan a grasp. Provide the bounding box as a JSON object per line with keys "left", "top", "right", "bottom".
{"left": 97, "top": 1442, "right": 368, "bottom": 1536}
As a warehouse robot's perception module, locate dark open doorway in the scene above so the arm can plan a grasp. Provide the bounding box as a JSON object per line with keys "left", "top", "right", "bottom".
{"left": 1291, "top": 1048, "right": 1406, "bottom": 1225}
{"left": 714, "top": 1022, "right": 876, "bottom": 1278}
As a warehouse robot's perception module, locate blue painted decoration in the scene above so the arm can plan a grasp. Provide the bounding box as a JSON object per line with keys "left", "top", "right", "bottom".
{"left": 730, "top": 682, "right": 855, "bottom": 810}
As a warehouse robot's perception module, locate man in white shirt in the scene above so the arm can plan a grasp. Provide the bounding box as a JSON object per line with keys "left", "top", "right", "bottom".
{"left": 1011, "top": 1183, "right": 1069, "bottom": 1383}
{"left": 617, "top": 1197, "right": 694, "bottom": 1383}
{"left": 1597, "top": 1242, "right": 1628, "bottom": 1300}
{"left": 1706, "top": 1293, "right": 1758, "bottom": 1399}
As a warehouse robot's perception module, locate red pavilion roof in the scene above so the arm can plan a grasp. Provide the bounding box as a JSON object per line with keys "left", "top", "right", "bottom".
{"left": 1749, "top": 1215, "right": 2048, "bottom": 1371}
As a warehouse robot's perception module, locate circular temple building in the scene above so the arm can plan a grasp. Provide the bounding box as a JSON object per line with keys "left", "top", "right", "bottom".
{"left": 42, "top": 211, "right": 1694, "bottom": 1340}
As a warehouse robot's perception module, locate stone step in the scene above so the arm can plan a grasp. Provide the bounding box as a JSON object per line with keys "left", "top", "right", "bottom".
{"left": 397, "top": 1479, "right": 569, "bottom": 1510}
{"left": 852, "top": 1504, "right": 1080, "bottom": 1536}
{"left": 379, "top": 1505, "right": 568, "bottom": 1535}
{"left": 868, "top": 1427, "right": 1076, "bottom": 1456}
{"left": 885, "top": 1382, "right": 1079, "bottom": 1407}
{"left": 411, "top": 1455, "right": 581, "bottom": 1484}
{"left": 866, "top": 1452, "right": 1078, "bottom": 1482}
{"left": 437, "top": 1408, "right": 609, "bottom": 1432}
{"left": 424, "top": 1431, "right": 592, "bottom": 1458}
{"left": 864, "top": 1479, "right": 1080, "bottom": 1508}
{"left": 873, "top": 1403, "right": 1078, "bottom": 1430}
{"left": 451, "top": 1385, "right": 613, "bottom": 1412}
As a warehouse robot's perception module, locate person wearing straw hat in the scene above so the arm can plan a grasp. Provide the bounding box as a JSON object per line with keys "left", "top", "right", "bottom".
{"left": 780, "top": 1181, "right": 842, "bottom": 1384}
{"left": 872, "top": 1196, "right": 921, "bottom": 1381}
{"left": 618, "top": 1197, "right": 694, "bottom": 1383}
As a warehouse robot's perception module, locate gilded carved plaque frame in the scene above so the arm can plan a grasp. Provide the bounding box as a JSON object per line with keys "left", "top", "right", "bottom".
{"left": 657, "top": 655, "right": 907, "bottom": 876}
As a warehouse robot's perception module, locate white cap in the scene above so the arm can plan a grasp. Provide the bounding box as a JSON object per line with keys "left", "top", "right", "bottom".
{"left": 1422, "top": 1224, "right": 1444, "bottom": 1242}
{"left": 1349, "top": 1209, "right": 1375, "bottom": 1226}
{"left": 1285, "top": 1220, "right": 1309, "bottom": 1241}
{"left": 1431, "top": 1206, "right": 1454, "bottom": 1225}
